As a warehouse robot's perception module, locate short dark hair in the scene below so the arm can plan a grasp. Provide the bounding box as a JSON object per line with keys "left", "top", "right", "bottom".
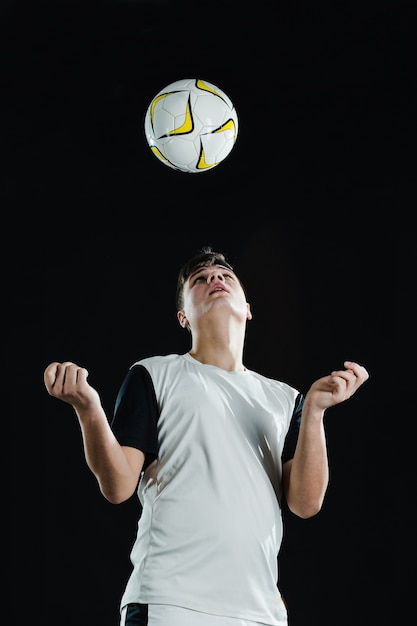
{"left": 176, "top": 246, "right": 237, "bottom": 311}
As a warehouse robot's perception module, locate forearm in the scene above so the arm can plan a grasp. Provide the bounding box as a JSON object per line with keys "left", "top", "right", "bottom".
{"left": 284, "top": 361, "right": 369, "bottom": 517}
{"left": 76, "top": 406, "right": 140, "bottom": 504}
{"left": 285, "top": 408, "right": 329, "bottom": 518}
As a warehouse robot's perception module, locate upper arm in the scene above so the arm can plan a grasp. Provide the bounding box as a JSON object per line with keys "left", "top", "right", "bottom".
{"left": 111, "top": 364, "right": 159, "bottom": 469}
{"left": 281, "top": 392, "right": 303, "bottom": 499}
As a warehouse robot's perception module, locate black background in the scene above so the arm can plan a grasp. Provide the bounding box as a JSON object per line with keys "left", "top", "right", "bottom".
{"left": 3, "top": 0, "right": 413, "bottom": 624}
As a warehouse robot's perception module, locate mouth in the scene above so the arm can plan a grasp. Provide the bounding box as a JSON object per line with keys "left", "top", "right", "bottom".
{"left": 209, "top": 284, "right": 227, "bottom": 295}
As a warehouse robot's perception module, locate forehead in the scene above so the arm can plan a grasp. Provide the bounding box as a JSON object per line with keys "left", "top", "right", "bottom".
{"left": 188, "top": 264, "right": 236, "bottom": 281}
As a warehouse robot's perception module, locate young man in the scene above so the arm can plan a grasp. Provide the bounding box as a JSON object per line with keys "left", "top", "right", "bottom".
{"left": 44, "top": 246, "right": 369, "bottom": 626}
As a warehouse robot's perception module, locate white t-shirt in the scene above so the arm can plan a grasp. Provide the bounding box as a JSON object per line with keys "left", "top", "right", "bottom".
{"left": 111, "top": 353, "right": 302, "bottom": 626}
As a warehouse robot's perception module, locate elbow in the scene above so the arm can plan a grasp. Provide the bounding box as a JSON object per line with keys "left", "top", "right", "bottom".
{"left": 290, "top": 506, "right": 321, "bottom": 519}
{"left": 103, "top": 492, "right": 128, "bottom": 505}
{"left": 286, "top": 494, "right": 325, "bottom": 519}
{"left": 100, "top": 483, "right": 136, "bottom": 505}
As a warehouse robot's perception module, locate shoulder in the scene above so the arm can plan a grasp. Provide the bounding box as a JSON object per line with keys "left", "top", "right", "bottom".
{"left": 247, "top": 368, "right": 300, "bottom": 402}
{"left": 130, "top": 353, "right": 187, "bottom": 381}
{"left": 130, "top": 353, "right": 183, "bottom": 369}
{"left": 129, "top": 354, "right": 192, "bottom": 398}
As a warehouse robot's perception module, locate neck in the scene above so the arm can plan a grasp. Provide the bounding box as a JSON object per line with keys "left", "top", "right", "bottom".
{"left": 188, "top": 324, "right": 246, "bottom": 372}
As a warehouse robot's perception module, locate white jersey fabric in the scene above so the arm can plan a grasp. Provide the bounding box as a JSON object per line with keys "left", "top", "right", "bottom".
{"left": 114, "top": 353, "right": 301, "bottom": 626}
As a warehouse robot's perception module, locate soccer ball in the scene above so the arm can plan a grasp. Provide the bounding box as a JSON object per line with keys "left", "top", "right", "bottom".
{"left": 144, "top": 78, "right": 239, "bottom": 173}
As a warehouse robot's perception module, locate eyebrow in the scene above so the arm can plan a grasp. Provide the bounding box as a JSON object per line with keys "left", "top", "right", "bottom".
{"left": 188, "top": 265, "right": 235, "bottom": 281}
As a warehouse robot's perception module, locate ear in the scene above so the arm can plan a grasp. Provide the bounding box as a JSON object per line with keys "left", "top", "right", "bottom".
{"left": 177, "top": 310, "right": 188, "bottom": 328}
{"left": 246, "top": 303, "right": 253, "bottom": 321}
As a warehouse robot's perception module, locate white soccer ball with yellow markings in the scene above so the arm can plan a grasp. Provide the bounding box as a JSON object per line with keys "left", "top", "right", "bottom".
{"left": 144, "top": 78, "right": 239, "bottom": 173}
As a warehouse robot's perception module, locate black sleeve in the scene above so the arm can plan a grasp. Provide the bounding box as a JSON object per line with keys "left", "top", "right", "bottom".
{"left": 281, "top": 392, "right": 303, "bottom": 463}
{"left": 110, "top": 364, "right": 159, "bottom": 469}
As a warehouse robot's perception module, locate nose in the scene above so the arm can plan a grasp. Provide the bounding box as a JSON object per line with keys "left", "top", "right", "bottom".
{"left": 207, "top": 269, "right": 225, "bottom": 283}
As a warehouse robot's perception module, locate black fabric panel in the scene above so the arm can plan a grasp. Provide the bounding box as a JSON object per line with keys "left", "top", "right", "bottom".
{"left": 125, "top": 603, "right": 148, "bottom": 626}
{"left": 111, "top": 364, "right": 159, "bottom": 468}
{"left": 281, "top": 392, "right": 303, "bottom": 463}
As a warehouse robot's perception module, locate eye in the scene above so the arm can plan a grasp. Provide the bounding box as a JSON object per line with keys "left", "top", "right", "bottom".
{"left": 193, "top": 275, "right": 206, "bottom": 284}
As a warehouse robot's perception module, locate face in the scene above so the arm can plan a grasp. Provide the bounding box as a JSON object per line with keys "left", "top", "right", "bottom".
{"left": 177, "top": 264, "right": 252, "bottom": 330}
